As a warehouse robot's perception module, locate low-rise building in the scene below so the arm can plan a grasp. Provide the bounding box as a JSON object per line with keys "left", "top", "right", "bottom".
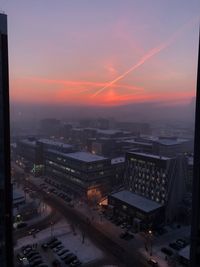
{"left": 108, "top": 190, "right": 164, "bottom": 229}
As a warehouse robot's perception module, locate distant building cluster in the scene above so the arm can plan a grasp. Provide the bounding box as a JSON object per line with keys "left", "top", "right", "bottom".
{"left": 12, "top": 116, "right": 195, "bottom": 231}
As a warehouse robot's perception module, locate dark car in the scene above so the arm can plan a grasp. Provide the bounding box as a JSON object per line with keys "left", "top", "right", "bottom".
{"left": 41, "top": 243, "right": 48, "bottom": 250}
{"left": 17, "top": 222, "right": 28, "bottom": 229}
{"left": 65, "top": 255, "right": 77, "bottom": 264}
{"left": 169, "top": 242, "right": 182, "bottom": 250}
{"left": 57, "top": 249, "right": 69, "bottom": 256}
{"left": 17, "top": 252, "right": 25, "bottom": 262}
{"left": 27, "top": 251, "right": 39, "bottom": 259}
{"left": 30, "top": 259, "right": 43, "bottom": 267}
{"left": 176, "top": 239, "right": 186, "bottom": 248}
{"left": 70, "top": 260, "right": 82, "bottom": 267}
{"left": 47, "top": 237, "right": 57, "bottom": 246}
{"left": 28, "top": 228, "right": 40, "bottom": 235}
{"left": 119, "top": 231, "right": 134, "bottom": 240}
{"left": 29, "top": 254, "right": 42, "bottom": 261}
{"left": 50, "top": 241, "right": 62, "bottom": 249}
{"left": 161, "top": 247, "right": 173, "bottom": 256}
{"left": 23, "top": 247, "right": 32, "bottom": 255}
{"left": 52, "top": 259, "right": 61, "bottom": 267}
{"left": 61, "top": 252, "right": 73, "bottom": 260}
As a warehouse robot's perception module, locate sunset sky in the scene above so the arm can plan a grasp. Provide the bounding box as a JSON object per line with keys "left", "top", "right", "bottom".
{"left": 1, "top": 0, "right": 200, "bottom": 106}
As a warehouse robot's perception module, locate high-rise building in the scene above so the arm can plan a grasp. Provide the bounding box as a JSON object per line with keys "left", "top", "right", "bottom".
{"left": 190, "top": 34, "right": 200, "bottom": 267}
{"left": 0, "top": 13, "right": 13, "bottom": 267}
{"left": 124, "top": 152, "right": 187, "bottom": 222}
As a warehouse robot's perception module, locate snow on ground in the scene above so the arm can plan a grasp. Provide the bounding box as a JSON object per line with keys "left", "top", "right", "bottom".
{"left": 15, "top": 219, "right": 104, "bottom": 264}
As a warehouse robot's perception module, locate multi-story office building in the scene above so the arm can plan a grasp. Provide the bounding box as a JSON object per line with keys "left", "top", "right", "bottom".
{"left": 0, "top": 13, "right": 13, "bottom": 267}
{"left": 45, "top": 150, "right": 112, "bottom": 202}
{"left": 152, "top": 137, "right": 193, "bottom": 157}
{"left": 124, "top": 152, "right": 187, "bottom": 222}
{"left": 16, "top": 138, "right": 74, "bottom": 174}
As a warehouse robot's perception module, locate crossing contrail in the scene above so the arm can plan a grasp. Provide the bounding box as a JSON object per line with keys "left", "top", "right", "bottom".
{"left": 92, "top": 43, "right": 168, "bottom": 97}
{"left": 92, "top": 17, "right": 198, "bottom": 97}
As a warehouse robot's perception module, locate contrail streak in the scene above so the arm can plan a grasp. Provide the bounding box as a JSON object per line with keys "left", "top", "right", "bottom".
{"left": 92, "top": 17, "right": 198, "bottom": 97}
{"left": 92, "top": 43, "right": 168, "bottom": 97}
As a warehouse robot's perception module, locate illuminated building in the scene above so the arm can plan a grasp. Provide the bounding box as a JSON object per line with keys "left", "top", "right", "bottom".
{"left": 124, "top": 151, "right": 188, "bottom": 222}
{"left": 16, "top": 138, "right": 74, "bottom": 174}
{"left": 45, "top": 151, "right": 112, "bottom": 202}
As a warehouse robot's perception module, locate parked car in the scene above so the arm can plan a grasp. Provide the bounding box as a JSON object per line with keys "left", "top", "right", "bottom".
{"left": 176, "top": 239, "right": 186, "bottom": 248}
{"left": 17, "top": 252, "right": 25, "bottom": 262}
{"left": 28, "top": 228, "right": 40, "bottom": 235}
{"left": 23, "top": 247, "right": 32, "bottom": 255}
{"left": 41, "top": 243, "right": 48, "bottom": 250}
{"left": 17, "top": 222, "right": 28, "bottom": 229}
{"left": 61, "top": 252, "right": 73, "bottom": 260}
{"left": 70, "top": 259, "right": 82, "bottom": 266}
{"left": 21, "top": 258, "right": 30, "bottom": 266}
{"left": 26, "top": 251, "right": 39, "bottom": 259}
{"left": 65, "top": 255, "right": 77, "bottom": 264}
{"left": 161, "top": 247, "right": 173, "bottom": 256}
{"left": 30, "top": 259, "right": 43, "bottom": 267}
{"left": 53, "top": 245, "right": 64, "bottom": 253}
{"left": 57, "top": 249, "right": 69, "bottom": 256}
{"left": 169, "top": 242, "right": 182, "bottom": 250}
{"left": 147, "top": 258, "right": 158, "bottom": 266}
{"left": 29, "top": 255, "right": 42, "bottom": 263}
{"left": 47, "top": 237, "right": 57, "bottom": 246}
{"left": 50, "top": 241, "right": 62, "bottom": 249}
{"left": 52, "top": 259, "right": 61, "bottom": 267}
{"left": 119, "top": 231, "right": 134, "bottom": 240}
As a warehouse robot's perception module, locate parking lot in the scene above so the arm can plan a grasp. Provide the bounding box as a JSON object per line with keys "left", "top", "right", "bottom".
{"left": 15, "top": 218, "right": 104, "bottom": 267}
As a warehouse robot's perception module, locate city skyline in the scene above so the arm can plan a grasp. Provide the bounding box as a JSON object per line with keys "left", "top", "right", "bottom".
{"left": 1, "top": 0, "right": 199, "bottom": 107}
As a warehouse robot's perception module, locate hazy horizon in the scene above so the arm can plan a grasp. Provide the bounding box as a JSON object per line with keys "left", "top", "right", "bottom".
{"left": 10, "top": 97, "right": 195, "bottom": 125}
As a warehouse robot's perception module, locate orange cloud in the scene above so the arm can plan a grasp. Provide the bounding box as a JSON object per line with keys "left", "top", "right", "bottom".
{"left": 10, "top": 75, "right": 195, "bottom": 106}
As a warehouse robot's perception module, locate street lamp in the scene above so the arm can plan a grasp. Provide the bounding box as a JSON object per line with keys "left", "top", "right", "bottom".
{"left": 50, "top": 221, "right": 54, "bottom": 238}
{"left": 148, "top": 230, "right": 153, "bottom": 256}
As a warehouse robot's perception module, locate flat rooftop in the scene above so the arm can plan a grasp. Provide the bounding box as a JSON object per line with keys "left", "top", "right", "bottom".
{"left": 179, "top": 245, "right": 190, "bottom": 260}
{"left": 124, "top": 140, "right": 152, "bottom": 146}
{"left": 155, "top": 138, "right": 190, "bottom": 146}
{"left": 111, "top": 190, "right": 163, "bottom": 213}
{"left": 20, "top": 139, "right": 36, "bottom": 146}
{"left": 39, "top": 138, "right": 73, "bottom": 149}
{"left": 111, "top": 157, "right": 125, "bottom": 165}
{"left": 66, "top": 152, "right": 107, "bottom": 162}
{"left": 0, "top": 13, "right": 7, "bottom": 34}
{"left": 128, "top": 151, "right": 171, "bottom": 160}
{"left": 13, "top": 190, "right": 25, "bottom": 200}
{"left": 48, "top": 150, "right": 108, "bottom": 163}
{"left": 97, "top": 129, "right": 123, "bottom": 135}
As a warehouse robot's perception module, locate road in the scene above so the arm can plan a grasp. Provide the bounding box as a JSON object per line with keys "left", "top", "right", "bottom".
{"left": 14, "top": 175, "right": 155, "bottom": 267}
{"left": 14, "top": 209, "right": 61, "bottom": 240}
